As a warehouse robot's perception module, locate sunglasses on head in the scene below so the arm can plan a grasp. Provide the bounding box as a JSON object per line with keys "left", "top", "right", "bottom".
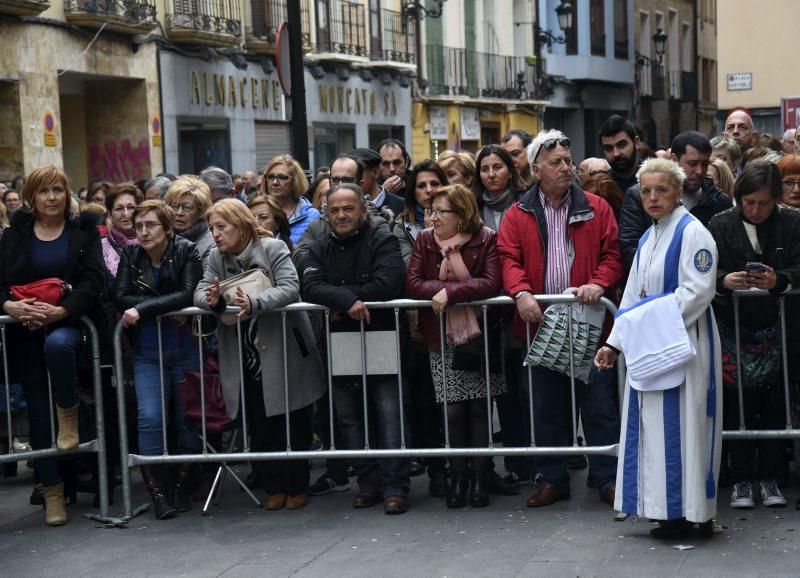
{"left": 533, "top": 137, "right": 571, "bottom": 163}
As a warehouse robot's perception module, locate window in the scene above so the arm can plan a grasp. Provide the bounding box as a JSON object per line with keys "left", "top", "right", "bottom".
{"left": 614, "top": 0, "right": 628, "bottom": 59}
{"left": 565, "top": 1, "right": 579, "bottom": 55}
{"left": 590, "top": 0, "right": 605, "bottom": 56}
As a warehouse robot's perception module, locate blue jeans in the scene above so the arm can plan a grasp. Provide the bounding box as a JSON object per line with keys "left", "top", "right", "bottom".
{"left": 333, "top": 376, "right": 410, "bottom": 498}
{"left": 133, "top": 346, "right": 200, "bottom": 456}
{"left": 524, "top": 363, "right": 619, "bottom": 493}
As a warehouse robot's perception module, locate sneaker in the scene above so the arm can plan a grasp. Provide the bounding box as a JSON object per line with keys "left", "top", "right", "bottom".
{"left": 759, "top": 479, "right": 787, "bottom": 508}
{"left": 308, "top": 473, "right": 350, "bottom": 496}
{"left": 730, "top": 481, "right": 754, "bottom": 509}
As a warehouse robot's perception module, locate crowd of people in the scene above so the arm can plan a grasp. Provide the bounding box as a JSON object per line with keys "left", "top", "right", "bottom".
{"left": 1, "top": 112, "right": 799, "bottom": 542}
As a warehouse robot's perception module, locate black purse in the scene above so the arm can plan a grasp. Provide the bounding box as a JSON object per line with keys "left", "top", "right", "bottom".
{"left": 451, "top": 321, "right": 502, "bottom": 373}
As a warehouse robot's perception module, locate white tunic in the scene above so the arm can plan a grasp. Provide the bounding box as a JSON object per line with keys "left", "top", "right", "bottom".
{"left": 607, "top": 206, "right": 723, "bottom": 523}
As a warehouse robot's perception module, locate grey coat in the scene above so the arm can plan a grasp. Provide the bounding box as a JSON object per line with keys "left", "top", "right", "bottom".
{"left": 194, "top": 236, "right": 325, "bottom": 418}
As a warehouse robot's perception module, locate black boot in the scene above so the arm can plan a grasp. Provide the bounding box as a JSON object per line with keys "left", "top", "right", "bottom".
{"left": 446, "top": 473, "right": 469, "bottom": 508}
{"left": 428, "top": 467, "right": 449, "bottom": 498}
{"left": 469, "top": 472, "right": 490, "bottom": 508}
{"left": 141, "top": 465, "right": 176, "bottom": 520}
{"left": 650, "top": 518, "right": 689, "bottom": 540}
{"left": 172, "top": 463, "right": 199, "bottom": 513}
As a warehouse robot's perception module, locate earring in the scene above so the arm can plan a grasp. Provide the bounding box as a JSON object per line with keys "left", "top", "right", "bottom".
{"left": 457, "top": 222, "right": 462, "bottom": 231}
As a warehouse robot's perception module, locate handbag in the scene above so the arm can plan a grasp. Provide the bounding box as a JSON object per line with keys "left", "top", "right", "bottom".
{"left": 451, "top": 321, "right": 503, "bottom": 374}
{"left": 179, "top": 354, "right": 230, "bottom": 433}
{"left": 719, "top": 319, "right": 782, "bottom": 390}
{"left": 0, "top": 382, "right": 27, "bottom": 413}
{"left": 10, "top": 278, "right": 71, "bottom": 306}
{"left": 524, "top": 301, "right": 604, "bottom": 383}
{"left": 217, "top": 268, "right": 272, "bottom": 326}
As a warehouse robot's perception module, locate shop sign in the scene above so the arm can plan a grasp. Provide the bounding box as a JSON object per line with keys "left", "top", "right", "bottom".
{"left": 429, "top": 106, "right": 448, "bottom": 140}
{"left": 318, "top": 85, "right": 397, "bottom": 116}
{"left": 460, "top": 107, "right": 480, "bottom": 140}
{"left": 190, "top": 71, "right": 283, "bottom": 111}
{"left": 726, "top": 73, "right": 752, "bottom": 92}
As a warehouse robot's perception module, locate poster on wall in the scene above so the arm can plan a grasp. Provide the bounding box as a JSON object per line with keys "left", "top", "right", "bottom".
{"left": 429, "top": 106, "right": 448, "bottom": 140}
{"left": 460, "top": 108, "right": 480, "bottom": 141}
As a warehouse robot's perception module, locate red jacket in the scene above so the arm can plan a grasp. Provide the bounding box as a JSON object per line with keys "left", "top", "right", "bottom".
{"left": 405, "top": 227, "right": 502, "bottom": 348}
{"left": 497, "top": 184, "right": 622, "bottom": 341}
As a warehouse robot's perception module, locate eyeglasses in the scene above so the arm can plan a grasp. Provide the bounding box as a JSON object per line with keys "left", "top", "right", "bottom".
{"left": 429, "top": 208, "right": 458, "bottom": 218}
{"left": 134, "top": 222, "right": 163, "bottom": 233}
{"left": 170, "top": 203, "right": 196, "bottom": 213}
{"left": 112, "top": 205, "right": 136, "bottom": 215}
{"left": 330, "top": 176, "right": 357, "bottom": 185}
{"left": 782, "top": 179, "right": 800, "bottom": 190}
{"left": 266, "top": 174, "right": 293, "bottom": 184}
{"left": 532, "top": 137, "right": 571, "bottom": 163}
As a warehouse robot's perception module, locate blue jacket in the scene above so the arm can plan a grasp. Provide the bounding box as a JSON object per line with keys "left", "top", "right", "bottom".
{"left": 288, "top": 197, "right": 320, "bottom": 245}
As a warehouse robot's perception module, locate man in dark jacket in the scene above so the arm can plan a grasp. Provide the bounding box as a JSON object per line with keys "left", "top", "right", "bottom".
{"left": 302, "top": 182, "right": 410, "bottom": 515}
{"left": 619, "top": 130, "right": 732, "bottom": 270}
{"left": 600, "top": 115, "right": 643, "bottom": 194}
{"left": 708, "top": 160, "right": 800, "bottom": 510}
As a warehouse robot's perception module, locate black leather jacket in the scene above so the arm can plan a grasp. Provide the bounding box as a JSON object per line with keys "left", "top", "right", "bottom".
{"left": 113, "top": 235, "right": 202, "bottom": 343}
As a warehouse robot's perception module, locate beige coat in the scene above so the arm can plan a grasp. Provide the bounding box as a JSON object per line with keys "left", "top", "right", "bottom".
{"left": 194, "top": 237, "right": 325, "bottom": 418}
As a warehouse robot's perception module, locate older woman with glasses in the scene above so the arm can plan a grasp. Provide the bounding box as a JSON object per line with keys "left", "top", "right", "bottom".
{"left": 164, "top": 175, "right": 214, "bottom": 265}
{"left": 248, "top": 195, "right": 293, "bottom": 251}
{"left": 263, "top": 155, "right": 319, "bottom": 245}
{"left": 101, "top": 183, "right": 143, "bottom": 281}
{"left": 777, "top": 154, "right": 800, "bottom": 209}
{"left": 114, "top": 200, "right": 202, "bottom": 520}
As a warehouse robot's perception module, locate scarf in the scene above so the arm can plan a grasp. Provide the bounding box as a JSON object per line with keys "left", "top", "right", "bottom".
{"left": 108, "top": 224, "right": 138, "bottom": 253}
{"left": 180, "top": 218, "right": 208, "bottom": 243}
{"left": 435, "top": 231, "right": 481, "bottom": 345}
{"left": 480, "top": 189, "right": 515, "bottom": 231}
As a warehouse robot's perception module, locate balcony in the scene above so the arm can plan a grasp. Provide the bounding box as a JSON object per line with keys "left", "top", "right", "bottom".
{"left": 639, "top": 62, "right": 665, "bottom": 101}
{"left": 167, "top": 0, "right": 242, "bottom": 48}
{"left": 368, "top": 8, "right": 415, "bottom": 70}
{"left": 64, "top": 1, "right": 157, "bottom": 35}
{"left": 313, "top": 1, "right": 367, "bottom": 62}
{"left": 427, "top": 46, "right": 536, "bottom": 100}
{"left": 246, "top": 0, "right": 311, "bottom": 55}
{"left": 0, "top": 0, "right": 49, "bottom": 16}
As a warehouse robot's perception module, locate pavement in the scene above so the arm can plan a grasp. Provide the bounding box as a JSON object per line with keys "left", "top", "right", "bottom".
{"left": 2, "top": 460, "right": 800, "bottom": 577}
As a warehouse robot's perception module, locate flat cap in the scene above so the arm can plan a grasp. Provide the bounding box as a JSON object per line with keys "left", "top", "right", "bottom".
{"left": 348, "top": 148, "right": 381, "bottom": 168}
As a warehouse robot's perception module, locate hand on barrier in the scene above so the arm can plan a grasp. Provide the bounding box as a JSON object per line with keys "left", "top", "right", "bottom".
{"left": 432, "top": 288, "right": 449, "bottom": 314}
{"left": 205, "top": 277, "right": 221, "bottom": 308}
{"left": 594, "top": 346, "right": 618, "bottom": 370}
{"left": 516, "top": 292, "right": 543, "bottom": 324}
{"left": 122, "top": 308, "right": 140, "bottom": 327}
{"left": 745, "top": 264, "right": 777, "bottom": 291}
{"left": 347, "top": 300, "right": 371, "bottom": 324}
{"left": 3, "top": 297, "right": 47, "bottom": 330}
{"left": 575, "top": 283, "right": 604, "bottom": 305}
{"left": 234, "top": 286, "right": 252, "bottom": 318}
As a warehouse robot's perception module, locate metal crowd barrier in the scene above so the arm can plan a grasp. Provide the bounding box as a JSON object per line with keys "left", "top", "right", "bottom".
{"left": 113, "top": 294, "right": 623, "bottom": 521}
{"left": 722, "top": 289, "right": 800, "bottom": 440}
{"left": 0, "top": 315, "right": 111, "bottom": 522}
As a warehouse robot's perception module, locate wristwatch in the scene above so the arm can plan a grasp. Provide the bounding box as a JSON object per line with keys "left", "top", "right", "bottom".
{"left": 514, "top": 291, "right": 531, "bottom": 301}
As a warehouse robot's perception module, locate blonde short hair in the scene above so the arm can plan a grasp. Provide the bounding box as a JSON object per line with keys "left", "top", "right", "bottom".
{"left": 437, "top": 150, "right": 476, "bottom": 185}
{"left": 636, "top": 158, "right": 686, "bottom": 190}
{"left": 163, "top": 175, "right": 212, "bottom": 216}
{"left": 206, "top": 198, "right": 268, "bottom": 247}
{"left": 262, "top": 155, "right": 309, "bottom": 201}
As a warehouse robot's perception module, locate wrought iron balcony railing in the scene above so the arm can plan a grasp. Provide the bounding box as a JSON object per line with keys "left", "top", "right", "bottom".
{"left": 369, "top": 8, "right": 415, "bottom": 65}
{"left": 64, "top": 0, "right": 157, "bottom": 34}
{"left": 167, "top": 0, "right": 242, "bottom": 46}
{"left": 427, "top": 46, "right": 535, "bottom": 99}
{"left": 247, "top": 0, "right": 311, "bottom": 52}
{"left": 314, "top": 0, "right": 367, "bottom": 58}
{"left": 0, "top": 0, "right": 50, "bottom": 16}
{"left": 639, "top": 62, "right": 665, "bottom": 101}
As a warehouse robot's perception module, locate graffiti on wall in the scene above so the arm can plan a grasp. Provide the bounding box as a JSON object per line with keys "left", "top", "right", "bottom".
{"left": 89, "top": 138, "right": 151, "bottom": 182}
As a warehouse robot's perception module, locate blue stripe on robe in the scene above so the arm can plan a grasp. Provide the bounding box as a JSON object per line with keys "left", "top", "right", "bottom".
{"left": 622, "top": 387, "right": 640, "bottom": 514}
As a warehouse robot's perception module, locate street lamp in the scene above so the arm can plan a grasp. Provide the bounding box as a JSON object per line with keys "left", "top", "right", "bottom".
{"left": 535, "top": 0, "right": 573, "bottom": 47}
{"left": 635, "top": 28, "right": 668, "bottom": 66}
{"left": 401, "top": 0, "right": 447, "bottom": 23}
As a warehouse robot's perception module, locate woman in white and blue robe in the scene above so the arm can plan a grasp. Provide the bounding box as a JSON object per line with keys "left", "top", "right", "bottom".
{"left": 595, "top": 158, "right": 723, "bottom": 539}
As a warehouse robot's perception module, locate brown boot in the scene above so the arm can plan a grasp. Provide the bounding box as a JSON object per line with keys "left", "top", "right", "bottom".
{"left": 43, "top": 482, "right": 67, "bottom": 526}
{"left": 56, "top": 404, "right": 80, "bottom": 451}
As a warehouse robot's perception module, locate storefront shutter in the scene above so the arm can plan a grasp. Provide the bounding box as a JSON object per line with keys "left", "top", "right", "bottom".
{"left": 254, "top": 122, "right": 292, "bottom": 169}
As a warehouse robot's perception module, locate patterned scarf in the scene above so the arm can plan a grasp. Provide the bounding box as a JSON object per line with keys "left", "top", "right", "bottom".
{"left": 435, "top": 231, "right": 481, "bottom": 345}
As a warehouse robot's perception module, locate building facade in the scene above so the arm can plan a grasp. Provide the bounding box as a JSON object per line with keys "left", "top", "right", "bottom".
{"left": 0, "top": 1, "right": 163, "bottom": 186}
{"left": 716, "top": 0, "right": 799, "bottom": 136}
{"left": 411, "top": 0, "right": 545, "bottom": 162}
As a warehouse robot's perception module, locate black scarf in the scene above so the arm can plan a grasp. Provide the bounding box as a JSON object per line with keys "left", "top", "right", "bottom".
{"left": 481, "top": 189, "right": 515, "bottom": 231}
